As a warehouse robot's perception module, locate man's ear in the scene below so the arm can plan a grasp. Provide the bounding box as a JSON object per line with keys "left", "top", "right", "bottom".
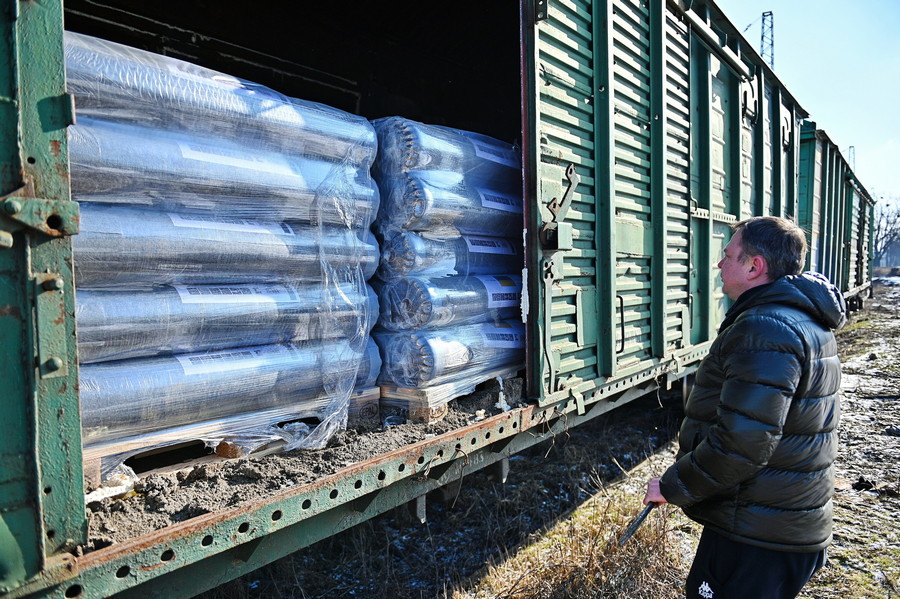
{"left": 747, "top": 254, "right": 768, "bottom": 281}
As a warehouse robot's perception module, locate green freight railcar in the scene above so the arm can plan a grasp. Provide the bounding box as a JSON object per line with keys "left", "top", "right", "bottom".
{"left": 799, "top": 122, "right": 875, "bottom": 308}
{"left": 0, "top": 0, "right": 870, "bottom": 597}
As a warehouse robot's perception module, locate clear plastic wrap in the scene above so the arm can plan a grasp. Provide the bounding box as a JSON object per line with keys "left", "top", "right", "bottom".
{"left": 69, "top": 116, "right": 379, "bottom": 227}
{"left": 374, "top": 170, "right": 521, "bottom": 239}
{"left": 73, "top": 204, "right": 379, "bottom": 288}
{"left": 65, "top": 31, "right": 377, "bottom": 166}
{"left": 70, "top": 32, "right": 385, "bottom": 463}
{"left": 372, "top": 116, "right": 520, "bottom": 185}
{"left": 374, "top": 320, "right": 525, "bottom": 388}
{"left": 378, "top": 274, "right": 521, "bottom": 331}
{"left": 80, "top": 339, "right": 381, "bottom": 446}
{"left": 76, "top": 283, "right": 378, "bottom": 363}
{"left": 377, "top": 231, "right": 521, "bottom": 281}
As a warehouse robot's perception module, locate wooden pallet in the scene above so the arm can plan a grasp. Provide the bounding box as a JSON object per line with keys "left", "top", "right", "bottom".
{"left": 84, "top": 387, "right": 380, "bottom": 490}
{"left": 380, "top": 365, "right": 523, "bottom": 423}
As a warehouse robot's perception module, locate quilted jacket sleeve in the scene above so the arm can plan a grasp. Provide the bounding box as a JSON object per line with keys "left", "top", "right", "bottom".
{"left": 660, "top": 312, "right": 805, "bottom": 506}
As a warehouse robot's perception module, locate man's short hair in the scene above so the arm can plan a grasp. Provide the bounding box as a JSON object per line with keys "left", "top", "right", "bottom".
{"left": 732, "top": 216, "right": 807, "bottom": 280}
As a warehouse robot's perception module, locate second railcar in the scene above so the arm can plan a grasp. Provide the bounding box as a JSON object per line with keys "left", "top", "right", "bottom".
{"left": 799, "top": 122, "right": 875, "bottom": 307}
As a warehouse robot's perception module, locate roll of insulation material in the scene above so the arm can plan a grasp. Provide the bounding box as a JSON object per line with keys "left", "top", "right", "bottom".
{"left": 70, "top": 117, "right": 378, "bottom": 228}
{"left": 77, "top": 283, "right": 379, "bottom": 363}
{"left": 378, "top": 274, "right": 521, "bottom": 331}
{"left": 80, "top": 339, "right": 381, "bottom": 444}
{"left": 65, "top": 31, "right": 376, "bottom": 167}
{"left": 374, "top": 320, "right": 525, "bottom": 388}
{"left": 374, "top": 170, "right": 521, "bottom": 239}
{"left": 73, "top": 204, "right": 379, "bottom": 288}
{"left": 378, "top": 231, "right": 520, "bottom": 281}
{"left": 372, "top": 116, "right": 520, "bottom": 187}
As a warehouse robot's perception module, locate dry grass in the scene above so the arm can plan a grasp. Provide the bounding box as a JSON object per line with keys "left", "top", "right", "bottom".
{"left": 454, "top": 483, "right": 693, "bottom": 599}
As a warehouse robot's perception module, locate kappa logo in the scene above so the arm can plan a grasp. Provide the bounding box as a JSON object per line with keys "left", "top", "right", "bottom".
{"left": 698, "top": 581, "right": 714, "bottom": 598}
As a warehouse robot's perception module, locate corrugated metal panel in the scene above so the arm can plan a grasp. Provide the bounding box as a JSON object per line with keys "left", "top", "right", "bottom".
{"left": 664, "top": 14, "right": 691, "bottom": 351}
{"left": 798, "top": 123, "right": 873, "bottom": 297}
{"left": 528, "top": 0, "right": 823, "bottom": 404}
{"left": 612, "top": 0, "right": 653, "bottom": 371}
{"left": 531, "top": 0, "right": 600, "bottom": 400}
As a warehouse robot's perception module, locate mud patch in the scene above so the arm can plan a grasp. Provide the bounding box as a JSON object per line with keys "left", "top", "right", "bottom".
{"left": 85, "top": 377, "right": 525, "bottom": 547}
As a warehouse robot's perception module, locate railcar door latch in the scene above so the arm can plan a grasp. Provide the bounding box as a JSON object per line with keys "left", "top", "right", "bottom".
{"left": 540, "top": 163, "right": 580, "bottom": 250}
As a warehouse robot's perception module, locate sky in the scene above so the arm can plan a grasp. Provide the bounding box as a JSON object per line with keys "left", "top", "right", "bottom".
{"left": 713, "top": 0, "right": 900, "bottom": 206}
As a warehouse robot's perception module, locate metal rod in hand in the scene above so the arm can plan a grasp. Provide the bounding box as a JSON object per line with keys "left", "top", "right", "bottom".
{"left": 617, "top": 502, "right": 657, "bottom": 546}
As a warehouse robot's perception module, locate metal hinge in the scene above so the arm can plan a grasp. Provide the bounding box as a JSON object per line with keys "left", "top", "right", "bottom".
{"left": 0, "top": 183, "right": 80, "bottom": 241}
{"left": 535, "top": 0, "right": 549, "bottom": 22}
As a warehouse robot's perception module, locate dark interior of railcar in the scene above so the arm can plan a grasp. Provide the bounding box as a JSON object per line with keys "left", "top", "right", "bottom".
{"left": 63, "top": 1, "right": 523, "bottom": 145}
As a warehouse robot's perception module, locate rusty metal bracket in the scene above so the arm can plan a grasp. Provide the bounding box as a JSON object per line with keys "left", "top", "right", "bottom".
{"left": 540, "top": 164, "right": 580, "bottom": 249}
{"left": 542, "top": 257, "right": 563, "bottom": 395}
{"left": 1, "top": 182, "right": 79, "bottom": 238}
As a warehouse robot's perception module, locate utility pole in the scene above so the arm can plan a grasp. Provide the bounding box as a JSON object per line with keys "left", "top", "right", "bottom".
{"left": 761, "top": 11, "right": 774, "bottom": 68}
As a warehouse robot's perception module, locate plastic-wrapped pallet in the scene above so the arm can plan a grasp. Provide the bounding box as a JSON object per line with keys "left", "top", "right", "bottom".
{"left": 378, "top": 274, "right": 521, "bottom": 331}
{"left": 374, "top": 320, "right": 525, "bottom": 389}
{"left": 73, "top": 204, "right": 379, "bottom": 288}
{"left": 69, "top": 32, "right": 382, "bottom": 471}
{"left": 369, "top": 117, "right": 524, "bottom": 415}
{"left": 69, "top": 116, "right": 379, "bottom": 227}
{"left": 65, "top": 31, "right": 377, "bottom": 166}
{"left": 77, "top": 283, "right": 378, "bottom": 363}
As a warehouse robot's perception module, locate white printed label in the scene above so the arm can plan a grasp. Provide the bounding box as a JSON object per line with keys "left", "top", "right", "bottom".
{"left": 173, "top": 283, "right": 298, "bottom": 304}
{"left": 463, "top": 235, "right": 516, "bottom": 255}
{"left": 481, "top": 323, "right": 525, "bottom": 349}
{"left": 430, "top": 338, "right": 472, "bottom": 378}
{"left": 477, "top": 188, "right": 523, "bottom": 213}
{"left": 176, "top": 344, "right": 296, "bottom": 376}
{"left": 461, "top": 132, "right": 519, "bottom": 169}
{"left": 475, "top": 275, "right": 522, "bottom": 309}
{"left": 178, "top": 142, "right": 299, "bottom": 179}
{"left": 168, "top": 213, "right": 294, "bottom": 236}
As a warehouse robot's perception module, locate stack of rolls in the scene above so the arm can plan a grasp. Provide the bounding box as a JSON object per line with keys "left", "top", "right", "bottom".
{"left": 370, "top": 117, "right": 524, "bottom": 394}
{"left": 67, "top": 32, "right": 381, "bottom": 472}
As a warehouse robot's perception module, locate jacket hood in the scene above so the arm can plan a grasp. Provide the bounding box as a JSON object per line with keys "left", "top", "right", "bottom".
{"left": 721, "top": 271, "right": 847, "bottom": 332}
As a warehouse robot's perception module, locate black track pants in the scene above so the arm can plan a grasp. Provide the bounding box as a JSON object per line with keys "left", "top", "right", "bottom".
{"left": 685, "top": 528, "right": 827, "bottom": 599}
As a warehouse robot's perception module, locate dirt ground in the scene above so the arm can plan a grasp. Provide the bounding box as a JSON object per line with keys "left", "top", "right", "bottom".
{"left": 800, "top": 278, "right": 900, "bottom": 598}
{"left": 85, "top": 280, "right": 900, "bottom": 598}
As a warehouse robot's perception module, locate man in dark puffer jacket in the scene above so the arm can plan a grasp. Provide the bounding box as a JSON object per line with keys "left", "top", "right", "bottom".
{"left": 644, "top": 216, "right": 846, "bottom": 599}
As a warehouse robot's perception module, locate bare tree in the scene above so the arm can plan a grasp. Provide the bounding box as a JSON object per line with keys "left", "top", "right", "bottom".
{"left": 873, "top": 196, "right": 900, "bottom": 267}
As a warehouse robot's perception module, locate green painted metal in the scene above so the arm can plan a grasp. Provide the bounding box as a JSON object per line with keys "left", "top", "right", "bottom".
{"left": 0, "top": 0, "right": 84, "bottom": 594}
{"left": 690, "top": 32, "right": 717, "bottom": 340}
{"left": 798, "top": 122, "right": 874, "bottom": 297}
{"left": 649, "top": 0, "right": 667, "bottom": 359}
{"left": 592, "top": 0, "right": 616, "bottom": 379}
{"left": 772, "top": 87, "right": 784, "bottom": 217}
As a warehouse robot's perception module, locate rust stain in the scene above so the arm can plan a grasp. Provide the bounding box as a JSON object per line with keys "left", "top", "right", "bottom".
{"left": 50, "top": 140, "right": 62, "bottom": 157}
{"left": 0, "top": 305, "right": 23, "bottom": 319}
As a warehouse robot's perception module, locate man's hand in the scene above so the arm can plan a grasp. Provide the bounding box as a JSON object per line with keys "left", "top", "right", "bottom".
{"left": 643, "top": 477, "right": 668, "bottom": 505}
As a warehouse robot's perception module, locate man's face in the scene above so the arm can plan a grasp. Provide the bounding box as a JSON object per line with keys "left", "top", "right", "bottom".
{"left": 718, "top": 230, "right": 753, "bottom": 301}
